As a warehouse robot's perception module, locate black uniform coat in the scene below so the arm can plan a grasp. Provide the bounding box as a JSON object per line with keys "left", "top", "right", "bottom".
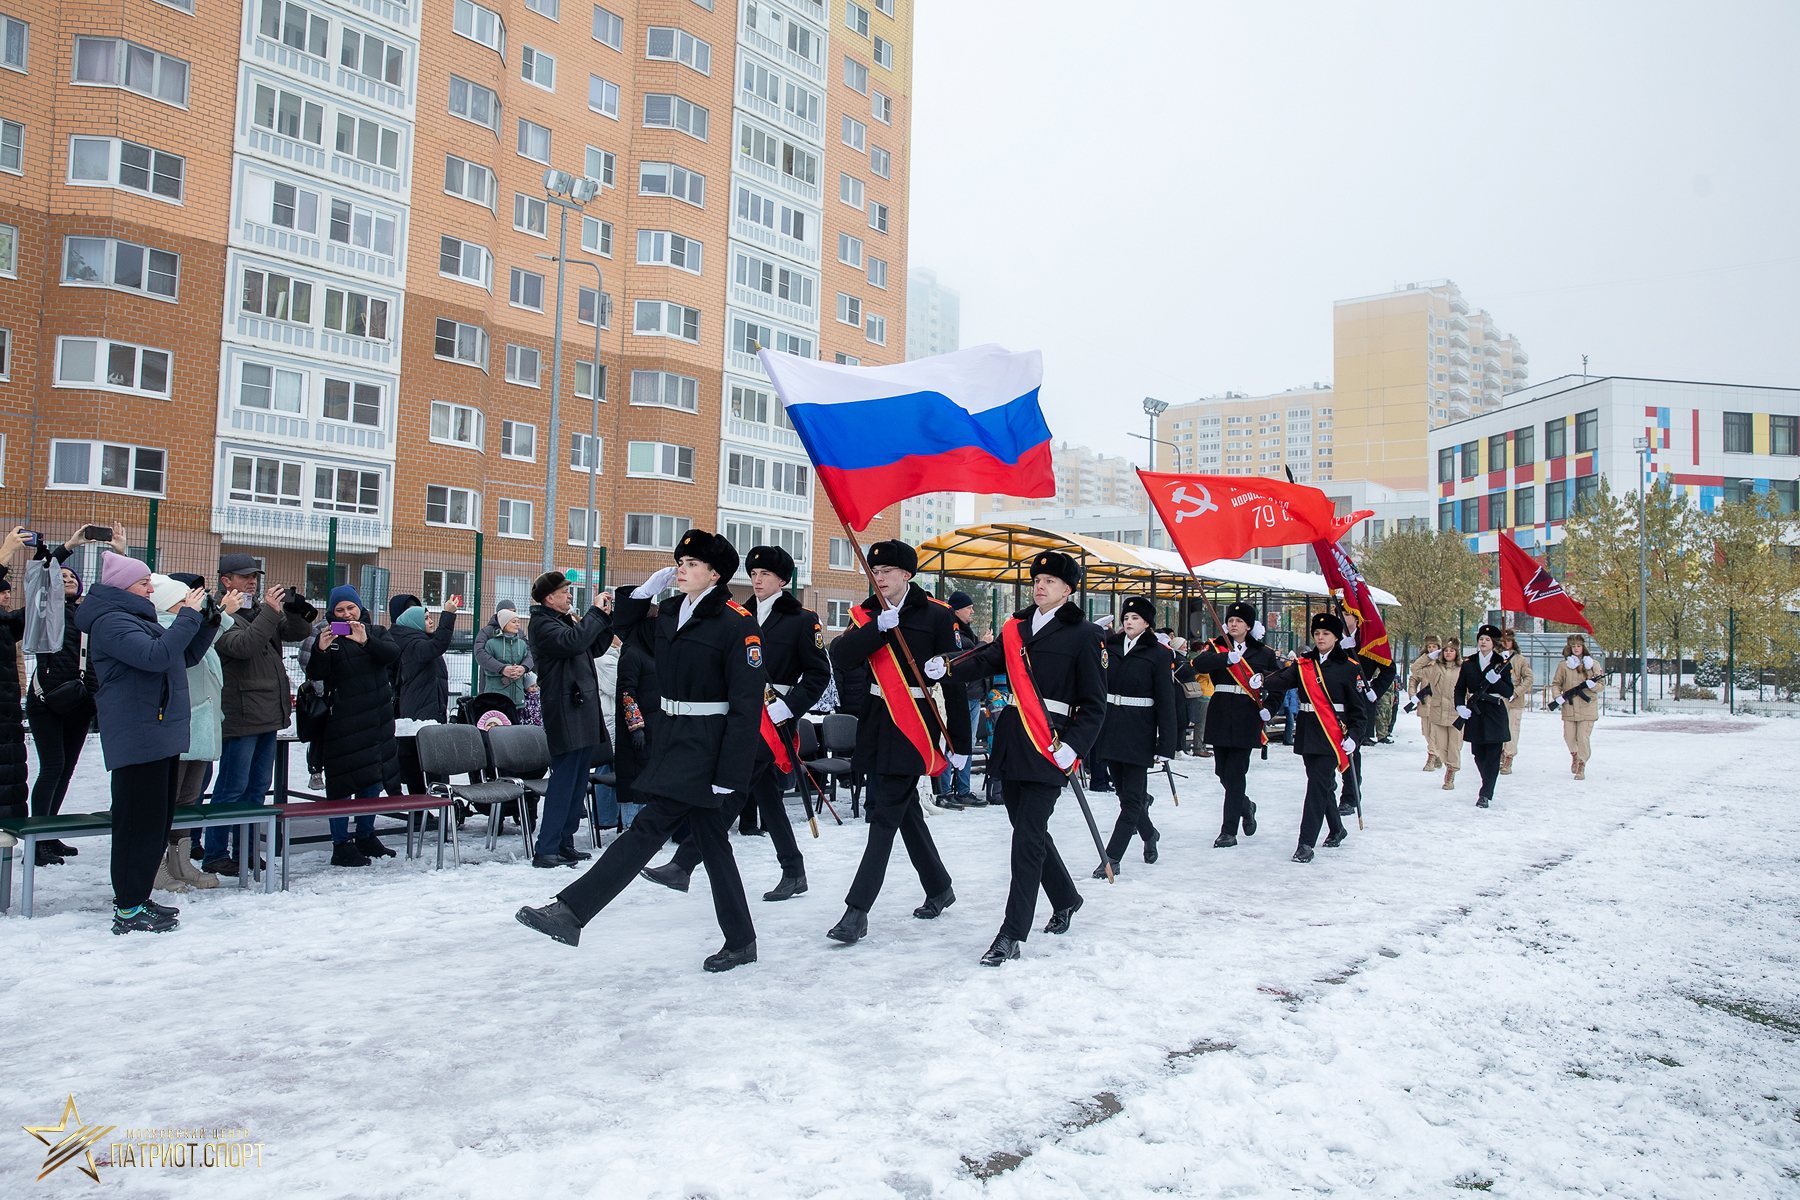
{"left": 1351, "top": 645, "right": 1398, "bottom": 702}
{"left": 611, "top": 583, "right": 764, "bottom": 802}
{"left": 945, "top": 602, "right": 1105, "bottom": 787}
{"left": 833, "top": 583, "right": 971, "bottom": 776}
{"left": 1453, "top": 650, "right": 1515, "bottom": 745}
{"left": 752, "top": 590, "right": 831, "bottom": 763}
{"left": 828, "top": 634, "right": 868, "bottom": 715}
{"left": 1090, "top": 631, "right": 1179, "bottom": 767}
{"left": 528, "top": 602, "right": 614, "bottom": 758}
{"left": 611, "top": 615, "right": 660, "bottom": 798}
{"left": 1262, "top": 645, "right": 1372, "bottom": 758}
{"left": 1190, "top": 635, "right": 1284, "bottom": 747}
{"left": 302, "top": 609, "right": 401, "bottom": 797}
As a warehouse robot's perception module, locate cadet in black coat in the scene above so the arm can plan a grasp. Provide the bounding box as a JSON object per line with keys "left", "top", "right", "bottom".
{"left": 1189, "top": 602, "right": 1284, "bottom": 848}
{"left": 1090, "top": 595, "right": 1179, "bottom": 873}
{"left": 824, "top": 540, "right": 971, "bottom": 945}
{"left": 1337, "top": 609, "right": 1398, "bottom": 817}
{"left": 1260, "top": 612, "right": 1372, "bottom": 862}
{"left": 944, "top": 551, "right": 1106, "bottom": 967}
{"left": 517, "top": 531, "right": 764, "bottom": 973}
{"left": 647, "top": 545, "right": 829, "bottom": 901}
{"left": 1453, "top": 624, "right": 1515, "bottom": 809}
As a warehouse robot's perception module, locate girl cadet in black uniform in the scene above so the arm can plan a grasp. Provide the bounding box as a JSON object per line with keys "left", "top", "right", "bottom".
{"left": 1259, "top": 612, "right": 1371, "bottom": 863}
{"left": 1453, "top": 623, "right": 1515, "bottom": 809}
{"left": 1189, "top": 602, "right": 1284, "bottom": 848}
{"left": 515, "top": 530, "right": 765, "bottom": 974}
{"left": 1090, "top": 594, "right": 1179, "bottom": 876}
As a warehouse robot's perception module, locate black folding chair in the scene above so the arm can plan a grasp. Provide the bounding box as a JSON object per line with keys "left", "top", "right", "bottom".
{"left": 416, "top": 724, "right": 526, "bottom": 858}
{"left": 806, "top": 715, "right": 861, "bottom": 818}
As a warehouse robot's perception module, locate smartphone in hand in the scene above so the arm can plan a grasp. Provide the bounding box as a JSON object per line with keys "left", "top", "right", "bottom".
{"left": 82, "top": 525, "right": 113, "bottom": 541}
{"left": 329, "top": 621, "right": 354, "bottom": 636}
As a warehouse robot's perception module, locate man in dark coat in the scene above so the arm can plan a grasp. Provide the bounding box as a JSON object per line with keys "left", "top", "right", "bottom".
{"left": 943, "top": 550, "right": 1105, "bottom": 965}
{"left": 642, "top": 544, "right": 829, "bottom": 901}
{"left": 517, "top": 531, "right": 764, "bottom": 973}
{"left": 1090, "top": 594, "right": 1179, "bottom": 874}
{"left": 303, "top": 584, "right": 403, "bottom": 865}
{"left": 1190, "top": 602, "right": 1283, "bottom": 848}
{"left": 1260, "top": 612, "right": 1372, "bottom": 862}
{"left": 1337, "top": 608, "right": 1398, "bottom": 817}
{"left": 823, "top": 539, "right": 971, "bottom": 946}
{"left": 524, "top": 572, "right": 613, "bottom": 867}
{"left": 1453, "top": 623, "right": 1515, "bottom": 809}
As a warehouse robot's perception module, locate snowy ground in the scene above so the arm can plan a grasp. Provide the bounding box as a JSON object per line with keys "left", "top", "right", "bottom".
{"left": 3, "top": 711, "right": 1797, "bottom": 1198}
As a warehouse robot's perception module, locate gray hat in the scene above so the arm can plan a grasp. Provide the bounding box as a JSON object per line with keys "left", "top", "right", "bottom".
{"left": 218, "top": 553, "right": 264, "bottom": 576}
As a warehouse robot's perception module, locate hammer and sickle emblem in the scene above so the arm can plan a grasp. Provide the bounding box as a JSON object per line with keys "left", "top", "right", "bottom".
{"left": 1168, "top": 484, "right": 1218, "bottom": 523}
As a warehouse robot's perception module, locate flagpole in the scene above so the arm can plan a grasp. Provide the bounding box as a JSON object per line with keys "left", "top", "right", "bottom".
{"left": 837, "top": 513, "right": 955, "bottom": 755}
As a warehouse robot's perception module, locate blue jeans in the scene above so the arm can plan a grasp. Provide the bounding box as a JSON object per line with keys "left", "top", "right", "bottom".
{"left": 329, "top": 784, "right": 381, "bottom": 843}
{"left": 536, "top": 745, "right": 595, "bottom": 856}
{"left": 592, "top": 782, "right": 620, "bottom": 827}
{"left": 620, "top": 800, "right": 645, "bottom": 828}
{"left": 954, "top": 697, "right": 979, "bottom": 793}
{"left": 206, "top": 731, "right": 278, "bottom": 860}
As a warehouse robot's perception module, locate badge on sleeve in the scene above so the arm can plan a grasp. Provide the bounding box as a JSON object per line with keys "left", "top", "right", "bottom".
{"left": 746, "top": 634, "right": 763, "bottom": 670}
{"left": 1101, "top": 646, "right": 1109, "bottom": 669}
{"left": 814, "top": 623, "right": 824, "bottom": 649}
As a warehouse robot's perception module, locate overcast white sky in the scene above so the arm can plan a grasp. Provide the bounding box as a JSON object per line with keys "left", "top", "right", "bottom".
{"left": 909, "top": 0, "right": 1800, "bottom": 470}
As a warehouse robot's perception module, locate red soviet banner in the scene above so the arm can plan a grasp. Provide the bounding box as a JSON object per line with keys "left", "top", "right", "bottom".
{"left": 1498, "top": 535, "right": 1594, "bottom": 633}
{"left": 1139, "top": 471, "right": 1344, "bottom": 569}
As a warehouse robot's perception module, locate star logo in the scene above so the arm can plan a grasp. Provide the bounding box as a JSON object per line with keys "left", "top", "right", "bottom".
{"left": 23, "top": 1093, "right": 116, "bottom": 1182}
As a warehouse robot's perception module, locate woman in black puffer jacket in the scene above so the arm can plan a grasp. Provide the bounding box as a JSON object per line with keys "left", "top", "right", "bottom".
{"left": 0, "top": 548, "right": 28, "bottom": 832}
{"left": 25, "top": 543, "right": 100, "bottom": 866}
{"left": 303, "top": 584, "right": 401, "bottom": 866}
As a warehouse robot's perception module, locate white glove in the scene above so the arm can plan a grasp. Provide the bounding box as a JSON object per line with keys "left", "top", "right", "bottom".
{"left": 1341, "top": 737, "right": 1356, "bottom": 755}
{"left": 1227, "top": 648, "right": 1243, "bottom": 665}
{"left": 1501, "top": 649, "right": 1513, "bottom": 660}
{"left": 947, "top": 751, "right": 969, "bottom": 770}
{"left": 1259, "top": 708, "right": 1272, "bottom": 722}
{"left": 765, "top": 699, "right": 792, "bottom": 724}
{"left": 922, "top": 655, "right": 947, "bottom": 680}
{"left": 876, "top": 605, "right": 901, "bottom": 631}
{"left": 1455, "top": 705, "right": 1472, "bottom": 720}
{"left": 1402, "top": 697, "right": 1419, "bottom": 714}
{"left": 1052, "top": 743, "right": 1078, "bottom": 771}
{"left": 632, "top": 565, "right": 677, "bottom": 599}
{"left": 1566, "top": 655, "right": 1581, "bottom": 669}
{"left": 1251, "top": 621, "right": 1265, "bottom": 639}
{"left": 1094, "top": 614, "right": 1115, "bottom": 629}
{"left": 1485, "top": 669, "right": 1501, "bottom": 684}
{"left": 711, "top": 784, "right": 733, "bottom": 795}
{"left": 1343, "top": 632, "right": 1356, "bottom": 649}
{"left": 1247, "top": 673, "right": 1263, "bottom": 690}
{"left": 1364, "top": 685, "right": 1379, "bottom": 702}
{"left": 1155, "top": 632, "right": 1172, "bottom": 647}
{"left": 1582, "top": 655, "right": 1595, "bottom": 670}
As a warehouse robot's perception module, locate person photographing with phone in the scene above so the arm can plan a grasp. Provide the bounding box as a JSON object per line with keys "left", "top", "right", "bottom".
{"left": 303, "top": 585, "right": 402, "bottom": 866}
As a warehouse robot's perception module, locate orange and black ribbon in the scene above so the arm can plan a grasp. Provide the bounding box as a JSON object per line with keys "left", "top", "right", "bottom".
{"left": 848, "top": 605, "right": 949, "bottom": 776}
{"left": 1002, "top": 617, "right": 1070, "bottom": 771}
{"left": 1298, "top": 657, "right": 1351, "bottom": 773}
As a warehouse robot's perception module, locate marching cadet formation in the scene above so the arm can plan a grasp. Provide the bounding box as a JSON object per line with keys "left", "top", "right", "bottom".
{"left": 516, "top": 530, "right": 1592, "bottom": 972}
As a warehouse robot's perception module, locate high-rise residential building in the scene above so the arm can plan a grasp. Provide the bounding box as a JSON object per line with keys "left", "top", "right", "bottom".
{"left": 904, "top": 265, "right": 955, "bottom": 360}
{"left": 0, "top": 0, "right": 912, "bottom": 630}
{"left": 1153, "top": 386, "right": 1336, "bottom": 483}
{"left": 898, "top": 490, "right": 955, "bottom": 541}
{"left": 988, "top": 441, "right": 1146, "bottom": 514}
{"left": 1332, "top": 278, "right": 1528, "bottom": 491}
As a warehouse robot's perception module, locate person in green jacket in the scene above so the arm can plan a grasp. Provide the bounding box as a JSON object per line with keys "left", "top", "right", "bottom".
{"left": 476, "top": 603, "right": 535, "bottom": 706}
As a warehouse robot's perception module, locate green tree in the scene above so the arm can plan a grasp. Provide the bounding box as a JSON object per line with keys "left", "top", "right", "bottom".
{"left": 1558, "top": 475, "right": 1638, "bottom": 658}
{"left": 1362, "top": 526, "right": 1490, "bottom": 661}
{"left": 1695, "top": 491, "right": 1800, "bottom": 689}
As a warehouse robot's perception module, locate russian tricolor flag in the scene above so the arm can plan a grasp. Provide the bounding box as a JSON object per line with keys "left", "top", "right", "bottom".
{"left": 758, "top": 344, "right": 1055, "bottom": 531}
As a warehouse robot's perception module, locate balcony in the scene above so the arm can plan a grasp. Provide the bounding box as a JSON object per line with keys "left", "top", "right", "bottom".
{"left": 214, "top": 502, "right": 388, "bottom": 552}
{"left": 723, "top": 414, "right": 804, "bottom": 455}
{"left": 731, "top": 214, "right": 817, "bottom": 267}
{"left": 250, "top": 26, "right": 413, "bottom": 118}
{"left": 1449, "top": 332, "right": 1468, "bottom": 349}
{"left": 722, "top": 482, "right": 812, "bottom": 518}
{"left": 1448, "top": 294, "right": 1469, "bottom": 314}
{"left": 341, "top": 0, "right": 413, "bottom": 33}
{"left": 730, "top": 279, "right": 816, "bottom": 327}
{"left": 1448, "top": 314, "right": 1469, "bottom": 331}
{"left": 1512, "top": 348, "right": 1529, "bottom": 364}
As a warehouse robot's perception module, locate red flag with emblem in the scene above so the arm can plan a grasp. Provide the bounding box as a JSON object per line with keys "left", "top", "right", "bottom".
{"left": 1498, "top": 535, "right": 1594, "bottom": 634}
{"left": 1138, "top": 471, "right": 1344, "bottom": 569}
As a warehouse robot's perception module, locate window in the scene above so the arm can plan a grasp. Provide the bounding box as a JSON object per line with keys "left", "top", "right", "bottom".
{"left": 322, "top": 376, "right": 381, "bottom": 425}
{"left": 1545, "top": 479, "right": 1569, "bottom": 522}
{"left": 627, "top": 443, "right": 695, "bottom": 481}
{"left": 846, "top": 1, "right": 869, "bottom": 36}
{"left": 496, "top": 499, "right": 533, "bottom": 538}
{"left": 633, "top": 300, "right": 700, "bottom": 342}
{"left": 0, "top": 327, "right": 8, "bottom": 378}
{"left": 577, "top": 287, "right": 612, "bottom": 328}
{"left": 1436, "top": 501, "right": 1455, "bottom": 531}
{"left": 323, "top": 287, "right": 389, "bottom": 340}
{"left": 341, "top": 29, "right": 405, "bottom": 86}
{"left": 1488, "top": 433, "right": 1508, "bottom": 472}
{"left": 1573, "top": 473, "right": 1598, "bottom": 513}
{"left": 311, "top": 467, "right": 380, "bottom": 515}
{"left": 873, "top": 35, "right": 892, "bottom": 69}
{"left": 574, "top": 359, "right": 605, "bottom": 400}
{"left": 1437, "top": 446, "right": 1455, "bottom": 484}
{"left": 2, "top": 13, "right": 26, "bottom": 71}
{"left": 731, "top": 383, "right": 792, "bottom": 429}
{"left": 526, "top": 0, "right": 559, "bottom": 17}
{"left": 1575, "top": 408, "right": 1599, "bottom": 454}
{"left": 1485, "top": 491, "right": 1505, "bottom": 532}
{"left": 870, "top": 145, "right": 890, "bottom": 178}
{"left": 591, "top": 5, "right": 623, "bottom": 50}
{"left": 865, "top": 314, "right": 886, "bottom": 345}
{"left": 1513, "top": 425, "right": 1535, "bottom": 466}
{"left": 439, "top": 235, "right": 493, "bottom": 288}
{"left": 56, "top": 337, "right": 170, "bottom": 398}
{"left": 581, "top": 216, "right": 614, "bottom": 257}
{"left": 1459, "top": 497, "right": 1478, "bottom": 532}
{"left": 1459, "top": 440, "right": 1478, "bottom": 478}
{"left": 784, "top": 79, "right": 821, "bottom": 126}
{"left": 1, "top": 119, "right": 19, "bottom": 174}
{"left": 646, "top": 26, "right": 711, "bottom": 73}
{"left": 867, "top": 201, "right": 888, "bottom": 233}
{"left": 836, "top": 292, "right": 862, "bottom": 327}
{"left": 447, "top": 75, "right": 503, "bottom": 137}
{"left": 839, "top": 173, "right": 865, "bottom": 209}
{"left": 630, "top": 370, "right": 699, "bottom": 412}
{"left": 71, "top": 37, "right": 190, "bottom": 106}
{"left": 1723, "top": 411, "right": 1753, "bottom": 454}
{"left": 867, "top": 256, "right": 887, "bottom": 289}
{"left": 640, "top": 161, "right": 705, "bottom": 206}
{"left": 743, "top": 57, "right": 779, "bottom": 108}
{"left": 730, "top": 317, "right": 811, "bottom": 358}
{"left": 327, "top": 197, "right": 395, "bottom": 258}
{"left": 843, "top": 56, "right": 868, "bottom": 94}
{"left": 875, "top": 0, "right": 894, "bottom": 14}
{"left": 67, "top": 136, "right": 184, "bottom": 201}
{"left": 512, "top": 192, "right": 548, "bottom": 238}
{"left": 434, "top": 318, "right": 489, "bottom": 369}
{"left": 426, "top": 486, "right": 478, "bottom": 527}
{"left": 1772, "top": 479, "right": 1799, "bottom": 513}
{"left": 1545, "top": 416, "right": 1566, "bottom": 459}
{"left": 825, "top": 599, "right": 851, "bottom": 629}
{"left": 430, "top": 400, "right": 484, "bottom": 448}
{"left": 454, "top": 0, "right": 505, "bottom": 54}
{"left": 420, "top": 570, "right": 471, "bottom": 609}
{"left": 258, "top": 0, "right": 329, "bottom": 55}
{"left": 252, "top": 84, "right": 325, "bottom": 146}
{"left": 517, "top": 119, "right": 551, "bottom": 162}
{"left": 444, "top": 155, "right": 496, "bottom": 210}
{"left": 871, "top": 91, "right": 891, "bottom": 123}
{"left": 505, "top": 344, "right": 541, "bottom": 387}
{"left": 50, "top": 441, "right": 166, "bottom": 494}
{"left": 727, "top": 450, "right": 764, "bottom": 490}
{"left": 785, "top": 17, "right": 819, "bottom": 62}
{"left": 734, "top": 250, "right": 816, "bottom": 310}
{"left": 838, "top": 232, "right": 864, "bottom": 267}
{"left": 625, "top": 513, "right": 690, "bottom": 549}
{"left": 229, "top": 454, "right": 304, "bottom": 507}
{"left": 636, "top": 230, "right": 703, "bottom": 274}
{"left": 521, "top": 45, "right": 554, "bottom": 88}
{"left": 834, "top": 352, "right": 859, "bottom": 366}
{"left": 63, "top": 237, "right": 179, "bottom": 299}
{"left": 829, "top": 537, "right": 857, "bottom": 570}
{"left": 1772, "top": 414, "right": 1798, "bottom": 457}
{"left": 334, "top": 112, "right": 401, "bottom": 169}
{"left": 567, "top": 507, "right": 606, "bottom": 543}
{"left": 508, "top": 267, "right": 544, "bottom": 311}
{"left": 587, "top": 74, "right": 619, "bottom": 118}
{"left": 644, "top": 94, "right": 709, "bottom": 140}
{"left": 569, "top": 432, "right": 602, "bottom": 471}
{"left": 842, "top": 115, "right": 866, "bottom": 151}
{"left": 238, "top": 362, "right": 305, "bottom": 413}
{"left": 585, "top": 145, "right": 616, "bottom": 187}
{"left": 1514, "top": 486, "right": 1535, "bottom": 526}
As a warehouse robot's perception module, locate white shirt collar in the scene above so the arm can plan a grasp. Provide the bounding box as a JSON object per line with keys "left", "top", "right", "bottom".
{"left": 677, "top": 591, "right": 703, "bottom": 630}
{"left": 1123, "top": 632, "right": 1140, "bottom": 657}
{"left": 1031, "top": 605, "right": 1058, "bottom": 634}
{"left": 1478, "top": 650, "right": 1492, "bottom": 668}
{"left": 755, "top": 593, "right": 777, "bottom": 625}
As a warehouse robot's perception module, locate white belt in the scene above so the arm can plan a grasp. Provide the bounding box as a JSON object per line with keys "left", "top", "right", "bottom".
{"left": 1299, "top": 702, "right": 1344, "bottom": 713}
{"left": 1013, "top": 695, "right": 1071, "bottom": 716}
{"left": 770, "top": 683, "right": 792, "bottom": 695}
{"left": 1106, "top": 693, "right": 1155, "bottom": 708}
{"left": 1212, "top": 684, "right": 1252, "bottom": 696}
{"left": 868, "top": 682, "right": 927, "bottom": 699}
{"left": 662, "top": 698, "right": 729, "bottom": 717}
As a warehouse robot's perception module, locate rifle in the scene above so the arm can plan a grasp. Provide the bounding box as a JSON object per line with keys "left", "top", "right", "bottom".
{"left": 1161, "top": 758, "right": 1184, "bottom": 805}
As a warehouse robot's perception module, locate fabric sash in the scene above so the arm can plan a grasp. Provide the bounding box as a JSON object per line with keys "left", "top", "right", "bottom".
{"left": 1299, "top": 657, "right": 1350, "bottom": 773}
{"left": 1002, "top": 617, "right": 1070, "bottom": 771}
{"left": 1215, "top": 639, "right": 1269, "bottom": 747}
{"left": 848, "top": 604, "right": 948, "bottom": 776}
{"left": 730, "top": 599, "right": 795, "bottom": 773}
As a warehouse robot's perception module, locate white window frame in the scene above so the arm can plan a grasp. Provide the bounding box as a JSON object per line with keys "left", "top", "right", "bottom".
{"left": 453, "top": 0, "right": 505, "bottom": 55}
{"left": 447, "top": 74, "right": 502, "bottom": 136}
{"left": 574, "top": 359, "right": 606, "bottom": 401}
{"left": 839, "top": 173, "right": 866, "bottom": 210}
{"left": 577, "top": 286, "right": 612, "bottom": 329}
{"left": 517, "top": 118, "right": 551, "bottom": 163}
{"left": 834, "top": 352, "right": 860, "bottom": 366}
{"left": 633, "top": 300, "right": 701, "bottom": 343}
{"left": 841, "top": 115, "right": 866, "bottom": 151}
{"left": 588, "top": 74, "right": 619, "bottom": 118}
{"left": 626, "top": 441, "right": 695, "bottom": 482}
{"left": 734, "top": 249, "right": 817, "bottom": 313}
{"left": 0, "top": 328, "right": 9, "bottom": 380}
{"left": 228, "top": 451, "right": 307, "bottom": 508}
{"left": 70, "top": 36, "right": 190, "bottom": 107}
{"left": 584, "top": 145, "right": 616, "bottom": 187}
{"left": 0, "top": 119, "right": 21, "bottom": 176}
{"left": 825, "top": 598, "right": 851, "bottom": 629}
{"left": 332, "top": 110, "right": 403, "bottom": 171}
{"left": 646, "top": 26, "right": 712, "bottom": 74}
{"left": 828, "top": 537, "right": 855, "bottom": 571}
{"left": 48, "top": 440, "right": 167, "bottom": 495}
{"left": 868, "top": 200, "right": 889, "bottom": 233}
{"left": 872, "top": 91, "right": 891, "bottom": 124}
{"left": 642, "top": 93, "right": 709, "bottom": 141}
{"left": 865, "top": 313, "right": 886, "bottom": 346}
{"left": 236, "top": 359, "right": 307, "bottom": 415}
{"left": 433, "top": 318, "right": 490, "bottom": 371}
{"left": 439, "top": 235, "right": 494, "bottom": 289}
{"left": 730, "top": 381, "right": 793, "bottom": 429}
{"left": 836, "top": 292, "right": 862, "bottom": 328}
{"left": 867, "top": 256, "right": 888, "bottom": 290}
{"left": 512, "top": 191, "right": 548, "bottom": 238}
{"left": 54, "top": 336, "right": 172, "bottom": 399}
{"left": 874, "top": 0, "right": 894, "bottom": 15}
{"left": 66, "top": 135, "right": 184, "bottom": 203}
{"left": 580, "top": 216, "right": 614, "bottom": 257}
{"left": 61, "top": 236, "right": 179, "bottom": 301}
{"left": 520, "top": 45, "right": 555, "bottom": 90}
{"left": 496, "top": 498, "right": 533, "bottom": 539}
{"left": 505, "top": 343, "right": 542, "bottom": 388}
{"left": 320, "top": 373, "right": 384, "bottom": 426}
{"left": 731, "top": 315, "right": 811, "bottom": 359}
{"left": 843, "top": 56, "right": 868, "bottom": 94}
{"left": 872, "top": 35, "right": 892, "bottom": 70}
{"left": 624, "top": 512, "right": 691, "bottom": 551}
{"left": 429, "top": 400, "right": 485, "bottom": 450}
{"left": 2, "top": 13, "right": 28, "bottom": 72}
{"left": 443, "top": 155, "right": 496, "bottom": 212}
{"left": 635, "top": 229, "right": 704, "bottom": 274}
{"left": 639, "top": 161, "right": 705, "bottom": 207}
{"left": 870, "top": 145, "right": 890, "bottom": 178}
{"left": 591, "top": 5, "right": 623, "bottom": 50}
{"left": 326, "top": 195, "right": 396, "bottom": 258}
{"left": 630, "top": 369, "right": 699, "bottom": 412}
{"left": 846, "top": 3, "right": 869, "bottom": 36}
{"left": 339, "top": 27, "right": 405, "bottom": 86}
{"left": 322, "top": 284, "right": 391, "bottom": 342}
{"left": 838, "top": 232, "right": 863, "bottom": 267}
{"left": 508, "top": 266, "right": 545, "bottom": 312}
{"left": 525, "top": 0, "right": 560, "bottom": 19}
{"left": 569, "top": 431, "right": 603, "bottom": 472}
{"left": 425, "top": 484, "right": 479, "bottom": 528}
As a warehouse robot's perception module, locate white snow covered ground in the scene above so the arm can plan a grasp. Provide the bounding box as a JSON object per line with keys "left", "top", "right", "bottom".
{"left": 2, "top": 710, "right": 1797, "bottom": 1198}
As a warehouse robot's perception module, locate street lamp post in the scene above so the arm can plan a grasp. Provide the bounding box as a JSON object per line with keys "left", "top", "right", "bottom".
{"left": 1141, "top": 396, "right": 1169, "bottom": 546}
{"left": 539, "top": 255, "right": 610, "bottom": 602}
{"left": 1634, "top": 436, "right": 1650, "bottom": 713}
{"left": 539, "top": 169, "right": 601, "bottom": 572}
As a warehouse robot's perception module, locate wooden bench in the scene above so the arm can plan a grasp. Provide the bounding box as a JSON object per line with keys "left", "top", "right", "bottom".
{"left": 275, "top": 794, "right": 458, "bottom": 890}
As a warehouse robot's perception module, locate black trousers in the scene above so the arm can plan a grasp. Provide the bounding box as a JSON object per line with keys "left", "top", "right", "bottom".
{"left": 111, "top": 756, "right": 180, "bottom": 909}
{"left": 1088, "top": 758, "right": 1112, "bottom": 792}
{"left": 1470, "top": 741, "right": 1503, "bottom": 801}
{"left": 671, "top": 758, "right": 803, "bottom": 876}
{"left": 28, "top": 702, "right": 90, "bottom": 817}
{"left": 845, "top": 773, "right": 951, "bottom": 912}
{"left": 1102, "top": 761, "right": 1157, "bottom": 862}
{"left": 558, "top": 795, "right": 756, "bottom": 951}
{"left": 1298, "top": 754, "right": 1346, "bottom": 848}
{"left": 1338, "top": 746, "right": 1364, "bottom": 809}
{"left": 1214, "top": 747, "right": 1255, "bottom": 836}
{"left": 1000, "top": 779, "right": 1080, "bottom": 941}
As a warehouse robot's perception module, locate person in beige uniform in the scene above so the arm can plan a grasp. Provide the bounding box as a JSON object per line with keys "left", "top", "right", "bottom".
{"left": 1499, "top": 629, "right": 1533, "bottom": 775}
{"left": 1419, "top": 637, "right": 1465, "bottom": 789}
{"left": 1550, "top": 634, "right": 1605, "bottom": 779}
{"left": 1405, "top": 636, "right": 1442, "bottom": 770}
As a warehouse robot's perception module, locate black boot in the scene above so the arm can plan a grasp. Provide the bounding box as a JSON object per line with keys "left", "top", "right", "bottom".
{"left": 515, "top": 899, "right": 582, "bottom": 946}
{"left": 1213, "top": 833, "right": 1238, "bottom": 848}
{"left": 188, "top": 841, "right": 204, "bottom": 862}
{"left": 826, "top": 907, "right": 868, "bottom": 943}
{"left": 558, "top": 845, "right": 593, "bottom": 862}
{"left": 703, "top": 940, "right": 758, "bottom": 972}
{"left": 532, "top": 853, "right": 577, "bottom": 868}
{"left": 1090, "top": 859, "right": 1119, "bottom": 880}
{"left": 34, "top": 843, "right": 64, "bottom": 867}
{"left": 330, "top": 842, "right": 371, "bottom": 867}
{"left": 1476, "top": 795, "right": 1490, "bottom": 808}
{"left": 1292, "top": 843, "right": 1315, "bottom": 863}
{"left": 640, "top": 862, "right": 691, "bottom": 892}
{"left": 1143, "top": 833, "right": 1160, "bottom": 864}
{"left": 958, "top": 790, "right": 988, "bottom": 808}
{"left": 1241, "top": 801, "right": 1258, "bottom": 836}
{"left": 1337, "top": 801, "right": 1357, "bottom": 816}
{"left": 204, "top": 855, "right": 241, "bottom": 876}
{"left": 47, "top": 839, "right": 79, "bottom": 857}
{"left": 763, "top": 872, "right": 808, "bottom": 902}
{"left": 1323, "top": 829, "right": 1347, "bottom": 848}
{"left": 935, "top": 792, "right": 967, "bottom": 810}
{"left": 356, "top": 835, "right": 396, "bottom": 859}
{"left": 912, "top": 886, "right": 955, "bottom": 919}
{"left": 112, "top": 904, "right": 178, "bottom": 935}
{"left": 1044, "top": 895, "right": 1084, "bottom": 935}
{"left": 980, "top": 934, "right": 1021, "bottom": 966}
